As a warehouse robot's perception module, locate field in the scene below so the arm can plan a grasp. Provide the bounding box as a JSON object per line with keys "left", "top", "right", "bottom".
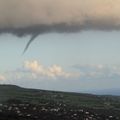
{"left": 0, "top": 85, "right": 120, "bottom": 120}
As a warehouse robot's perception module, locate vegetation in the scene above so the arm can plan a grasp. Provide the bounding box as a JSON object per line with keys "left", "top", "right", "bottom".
{"left": 0, "top": 84, "right": 120, "bottom": 119}
{"left": 0, "top": 85, "right": 120, "bottom": 109}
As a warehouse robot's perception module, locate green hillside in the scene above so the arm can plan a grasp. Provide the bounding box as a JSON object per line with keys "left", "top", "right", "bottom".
{"left": 0, "top": 84, "right": 120, "bottom": 110}
{"left": 0, "top": 84, "right": 120, "bottom": 118}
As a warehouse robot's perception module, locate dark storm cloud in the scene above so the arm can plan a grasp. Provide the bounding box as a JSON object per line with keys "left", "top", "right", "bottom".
{"left": 0, "top": 0, "right": 120, "bottom": 51}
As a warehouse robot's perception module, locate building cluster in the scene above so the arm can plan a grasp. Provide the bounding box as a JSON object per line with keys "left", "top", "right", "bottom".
{"left": 0, "top": 102, "right": 119, "bottom": 120}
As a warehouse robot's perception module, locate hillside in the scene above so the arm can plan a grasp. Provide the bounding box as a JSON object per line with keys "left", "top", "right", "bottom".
{"left": 0, "top": 85, "right": 120, "bottom": 108}
{"left": 0, "top": 85, "right": 120, "bottom": 119}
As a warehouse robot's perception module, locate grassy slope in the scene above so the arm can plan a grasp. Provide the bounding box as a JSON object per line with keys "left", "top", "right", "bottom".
{"left": 0, "top": 85, "right": 120, "bottom": 110}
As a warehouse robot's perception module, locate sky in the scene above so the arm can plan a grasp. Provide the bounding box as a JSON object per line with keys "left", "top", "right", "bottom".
{"left": 0, "top": 31, "right": 120, "bottom": 92}
{"left": 0, "top": 0, "right": 120, "bottom": 92}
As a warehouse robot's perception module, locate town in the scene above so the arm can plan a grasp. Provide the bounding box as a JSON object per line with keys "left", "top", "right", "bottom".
{"left": 0, "top": 100, "right": 119, "bottom": 120}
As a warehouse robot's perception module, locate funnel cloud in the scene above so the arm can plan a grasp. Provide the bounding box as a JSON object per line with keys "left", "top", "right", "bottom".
{"left": 0, "top": 0, "right": 120, "bottom": 51}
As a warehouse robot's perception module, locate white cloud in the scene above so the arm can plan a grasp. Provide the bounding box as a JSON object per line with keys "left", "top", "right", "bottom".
{"left": 1, "top": 62, "right": 120, "bottom": 91}
{"left": 73, "top": 64, "right": 120, "bottom": 79}
{"left": 3, "top": 62, "right": 120, "bottom": 82}
{"left": 2, "top": 61, "right": 120, "bottom": 91}
{"left": 1, "top": 60, "right": 80, "bottom": 83}
{"left": 0, "top": 74, "right": 6, "bottom": 80}
{"left": 24, "top": 60, "right": 80, "bottom": 79}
